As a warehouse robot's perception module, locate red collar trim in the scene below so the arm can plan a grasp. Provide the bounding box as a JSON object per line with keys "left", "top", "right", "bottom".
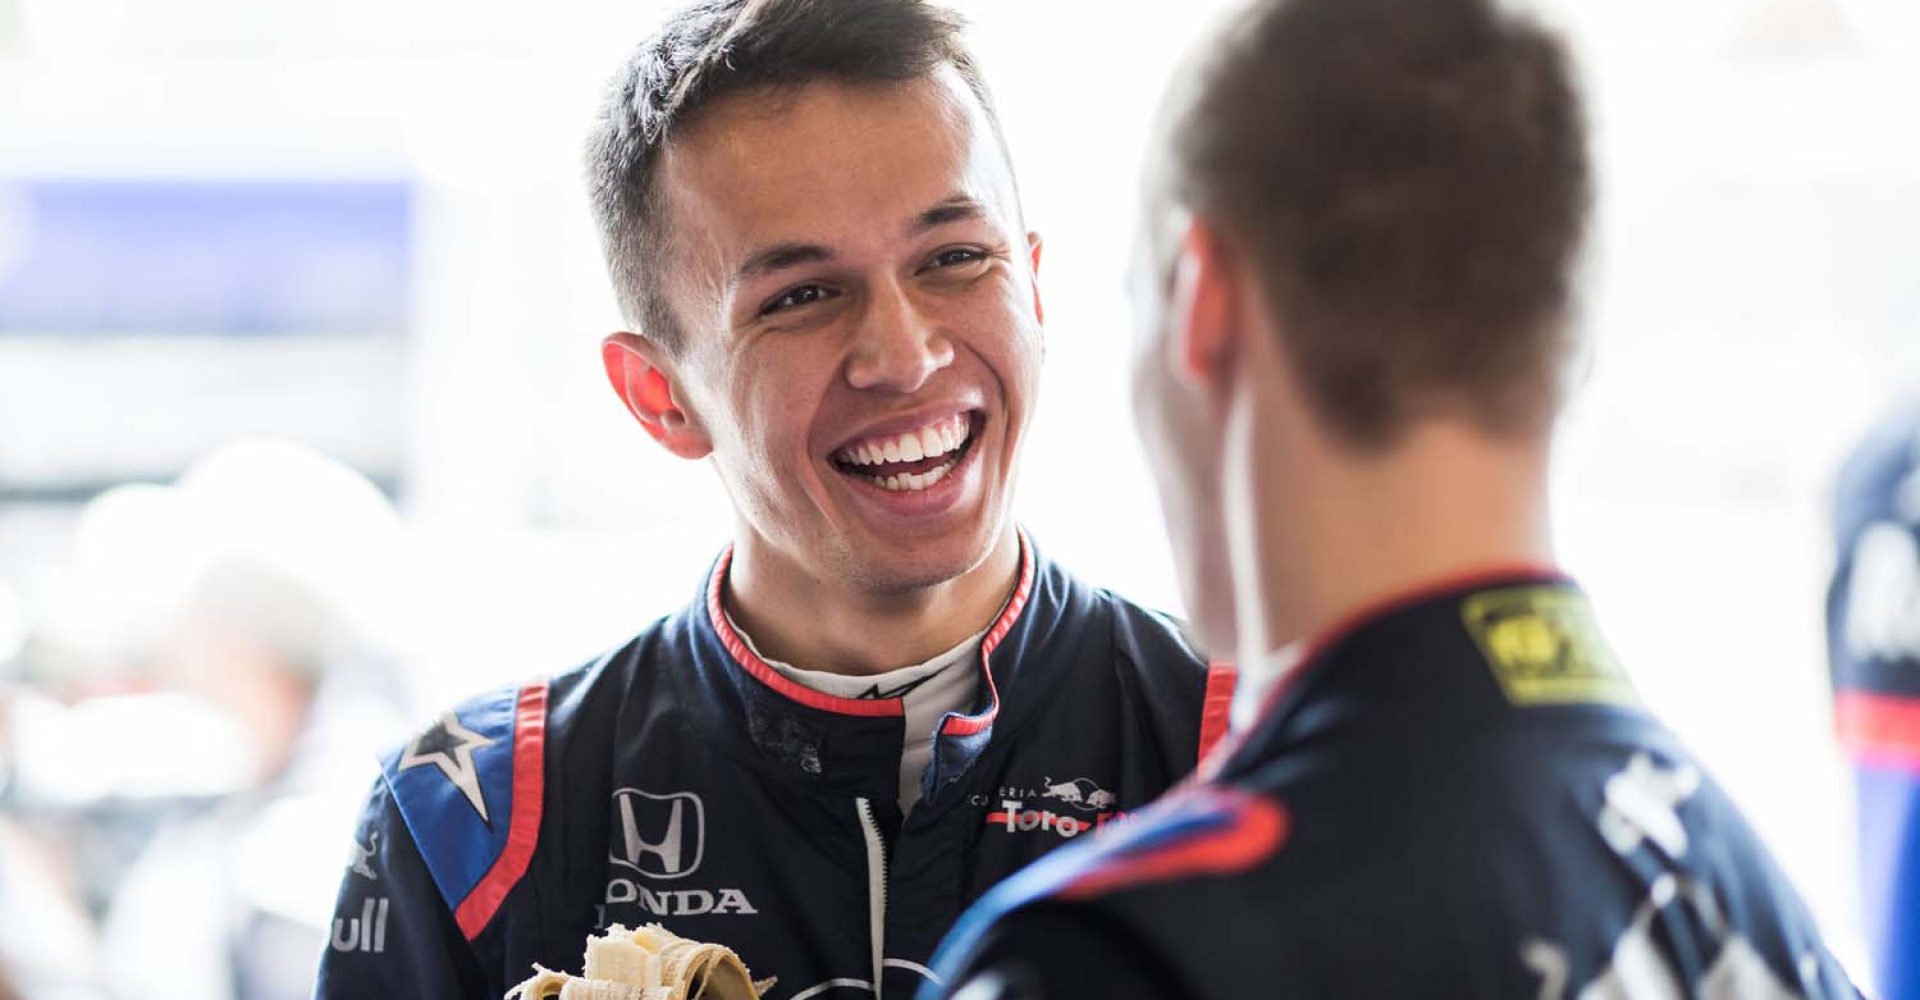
{"left": 707, "top": 550, "right": 902, "bottom": 718}
{"left": 706, "top": 532, "right": 1036, "bottom": 721}
{"left": 939, "top": 532, "right": 1036, "bottom": 737}
{"left": 1197, "top": 561, "right": 1568, "bottom": 780}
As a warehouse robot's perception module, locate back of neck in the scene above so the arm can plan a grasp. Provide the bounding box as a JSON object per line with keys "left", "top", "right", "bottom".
{"left": 1237, "top": 416, "right": 1555, "bottom": 663}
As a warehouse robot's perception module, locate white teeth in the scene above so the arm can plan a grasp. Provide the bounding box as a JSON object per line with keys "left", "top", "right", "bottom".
{"left": 865, "top": 452, "right": 960, "bottom": 492}
{"left": 835, "top": 413, "right": 974, "bottom": 470}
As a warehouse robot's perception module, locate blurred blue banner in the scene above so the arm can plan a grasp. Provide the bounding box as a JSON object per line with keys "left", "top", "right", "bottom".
{"left": 0, "top": 179, "right": 411, "bottom": 336}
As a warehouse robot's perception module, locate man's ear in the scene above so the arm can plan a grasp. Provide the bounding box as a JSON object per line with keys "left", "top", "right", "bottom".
{"left": 1026, "top": 231, "right": 1046, "bottom": 327}
{"left": 1168, "top": 218, "right": 1239, "bottom": 386}
{"left": 601, "top": 332, "right": 712, "bottom": 460}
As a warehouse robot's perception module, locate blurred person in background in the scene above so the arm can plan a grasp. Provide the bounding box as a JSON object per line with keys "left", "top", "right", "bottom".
{"left": 0, "top": 811, "right": 105, "bottom": 1000}
{"left": 0, "top": 572, "right": 108, "bottom": 1000}
{"left": 1828, "top": 401, "right": 1920, "bottom": 1000}
{"left": 2, "top": 439, "right": 408, "bottom": 1000}
{"left": 926, "top": 0, "right": 1862, "bottom": 997}
{"left": 314, "top": 2, "right": 1234, "bottom": 998}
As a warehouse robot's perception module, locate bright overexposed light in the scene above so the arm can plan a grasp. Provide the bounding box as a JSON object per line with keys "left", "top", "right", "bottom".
{"left": 0, "top": 181, "right": 30, "bottom": 286}
{"left": 174, "top": 437, "right": 402, "bottom": 597}
{"left": 1837, "top": 0, "right": 1920, "bottom": 55}
{"left": 0, "top": 577, "right": 25, "bottom": 666}
{"left": 18, "top": 0, "right": 130, "bottom": 54}
{"left": 41, "top": 482, "right": 212, "bottom": 668}
{"left": 10, "top": 691, "right": 254, "bottom": 802}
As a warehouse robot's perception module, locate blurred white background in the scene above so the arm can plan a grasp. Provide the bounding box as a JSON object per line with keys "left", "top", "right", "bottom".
{"left": 2, "top": 0, "right": 1917, "bottom": 995}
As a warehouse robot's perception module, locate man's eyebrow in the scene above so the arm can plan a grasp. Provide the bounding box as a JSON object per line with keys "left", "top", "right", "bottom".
{"left": 735, "top": 242, "right": 834, "bottom": 284}
{"left": 909, "top": 196, "right": 986, "bottom": 236}
{"left": 732, "top": 199, "right": 983, "bottom": 284}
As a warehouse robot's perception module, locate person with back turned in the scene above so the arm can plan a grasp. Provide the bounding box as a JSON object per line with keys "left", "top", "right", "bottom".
{"left": 1828, "top": 402, "right": 1920, "bottom": 1000}
{"left": 924, "top": 0, "right": 1862, "bottom": 996}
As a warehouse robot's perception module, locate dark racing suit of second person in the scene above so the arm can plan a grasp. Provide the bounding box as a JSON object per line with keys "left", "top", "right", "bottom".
{"left": 928, "top": 574, "right": 1859, "bottom": 999}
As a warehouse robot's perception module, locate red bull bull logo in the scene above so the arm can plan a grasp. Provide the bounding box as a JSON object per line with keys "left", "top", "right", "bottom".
{"left": 1043, "top": 779, "right": 1083, "bottom": 803}
{"left": 1034, "top": 776, "right": 1119, "bottom": 812}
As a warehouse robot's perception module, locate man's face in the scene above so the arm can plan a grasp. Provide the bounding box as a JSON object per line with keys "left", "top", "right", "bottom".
{"left": 652, "top": 69, "right": 1042, "bottom": 593}
{"left": 1129, "top": 207, "right": 1237, "bottom": 654}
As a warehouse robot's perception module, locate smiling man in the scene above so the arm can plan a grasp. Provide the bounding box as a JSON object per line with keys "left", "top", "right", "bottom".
{"left": 312, "top": 3, "right": 1229, "bottom": 999}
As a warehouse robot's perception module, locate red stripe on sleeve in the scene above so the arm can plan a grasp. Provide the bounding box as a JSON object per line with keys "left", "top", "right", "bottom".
{"left": 1063, "top": 791, "right": 1288, "bottom": 900}
{"left": 1197, "top": 663, "right": 1237, "bottom": 762}
{"left": 454, "top": 680, "right": 549, "bottom": 940}
{"left": 1837, "top": 690, "right": 1920, "bottom": 770}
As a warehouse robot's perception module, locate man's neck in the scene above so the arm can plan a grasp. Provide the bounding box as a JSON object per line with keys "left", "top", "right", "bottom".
{"left": 1234, "top": 409, "right": 1556, "bottom": 665}
{"left": 723, "top": 525, "right": 1022, "bottom": 677}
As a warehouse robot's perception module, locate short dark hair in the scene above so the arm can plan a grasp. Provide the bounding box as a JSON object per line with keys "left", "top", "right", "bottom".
{"left": 1165, "top": 0, "right": 1591, "bottom": 447}
{"left": 587, "top": 0, "right": 1003, "bottom": 353}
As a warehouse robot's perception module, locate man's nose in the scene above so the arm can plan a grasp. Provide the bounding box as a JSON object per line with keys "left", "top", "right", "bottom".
{"left": 844, "top": 280, "right": 954, "bottom": 394}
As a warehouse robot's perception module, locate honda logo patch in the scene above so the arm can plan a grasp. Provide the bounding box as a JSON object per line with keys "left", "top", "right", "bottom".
{"left": 609, "top": 789, "right": 705, "bottom": 879}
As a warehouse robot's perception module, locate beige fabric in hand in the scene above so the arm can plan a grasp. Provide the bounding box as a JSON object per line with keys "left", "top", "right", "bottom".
{"left": 506, "top": 923, "right": 773, "bottom": 1000}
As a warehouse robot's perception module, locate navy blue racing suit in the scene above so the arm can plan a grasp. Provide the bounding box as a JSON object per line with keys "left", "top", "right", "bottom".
{"left": 926, "top": 571, "right": 1861, "bottom": 999}
{"left": 313, "top": 535, "right": 1233, "bottom": 999}
{"left": 1828, "top": 403, "right": 1920, "bottom": 1000}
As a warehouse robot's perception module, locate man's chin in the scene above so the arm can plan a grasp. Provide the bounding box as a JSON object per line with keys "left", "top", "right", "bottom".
{"left": 835, "top": 517, "right": 1010, "bottom": 596}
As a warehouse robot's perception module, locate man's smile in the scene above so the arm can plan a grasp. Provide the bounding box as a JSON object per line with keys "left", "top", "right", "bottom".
{"left": 830, "top": 410, "right": 981, "bottom": 494}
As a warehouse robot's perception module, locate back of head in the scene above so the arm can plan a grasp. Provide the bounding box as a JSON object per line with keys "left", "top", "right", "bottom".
{"left": 1163, "top": 0, "right": 1590, "bottom": 448}
{"left": 586, "top": 0, "right": 1001, "bottom": 353}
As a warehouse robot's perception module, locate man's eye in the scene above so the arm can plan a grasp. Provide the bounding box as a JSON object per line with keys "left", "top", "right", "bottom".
{"left": 931, "top": 248, "right": 986, "bottom": 269}
{"left": 763, "top": 284, "right": 831, "bottom": 315}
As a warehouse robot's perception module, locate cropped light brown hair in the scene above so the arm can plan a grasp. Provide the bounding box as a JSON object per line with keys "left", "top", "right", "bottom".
{"left": 1167, "top": 0, "right": 1591, "bottom": 447}
{"left": 586, "top": 0, "right": 1006, "bottom": 353}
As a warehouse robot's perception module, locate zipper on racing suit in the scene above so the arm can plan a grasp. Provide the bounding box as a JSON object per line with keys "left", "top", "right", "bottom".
{"left": 855, "top": 797, "right": 889, "bottom": 998}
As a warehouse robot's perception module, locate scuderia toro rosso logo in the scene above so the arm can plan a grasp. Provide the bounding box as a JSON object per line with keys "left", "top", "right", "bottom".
{"left": 602, "top": 789, "right": 758, "bottom": 921}
{"left": 987, "top": 776, "right": 1128, "bottom": 840}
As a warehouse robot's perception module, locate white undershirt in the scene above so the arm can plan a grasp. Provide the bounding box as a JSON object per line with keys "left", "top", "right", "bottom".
{"left": 1232, "top": 642, "right": 1304, "bottom": 733}
{"left": 727, "top": 614, "right": 985, "bottom": 815}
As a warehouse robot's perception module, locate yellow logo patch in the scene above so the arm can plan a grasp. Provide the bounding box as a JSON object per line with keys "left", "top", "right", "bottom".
{"left": 1461, "top": 587, "right": 1636, "bottom": 707}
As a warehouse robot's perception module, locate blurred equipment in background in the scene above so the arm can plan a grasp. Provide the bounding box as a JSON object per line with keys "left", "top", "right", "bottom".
{"left": 0, "top": 178, "right": 411, "bottom": 507}
{"left": 1828, "top": 401, "right": 1920, "bottom": 1000}
{"left": 0, "top": 439, "right": 411, "bottom": 1000}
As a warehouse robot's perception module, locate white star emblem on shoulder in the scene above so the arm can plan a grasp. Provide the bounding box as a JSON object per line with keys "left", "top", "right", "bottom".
{"left": 399, "top": 711, "right": 497, "bottom": 823}
{"left": 1599, "top": 752, "right": 1701, "bottom": 858}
